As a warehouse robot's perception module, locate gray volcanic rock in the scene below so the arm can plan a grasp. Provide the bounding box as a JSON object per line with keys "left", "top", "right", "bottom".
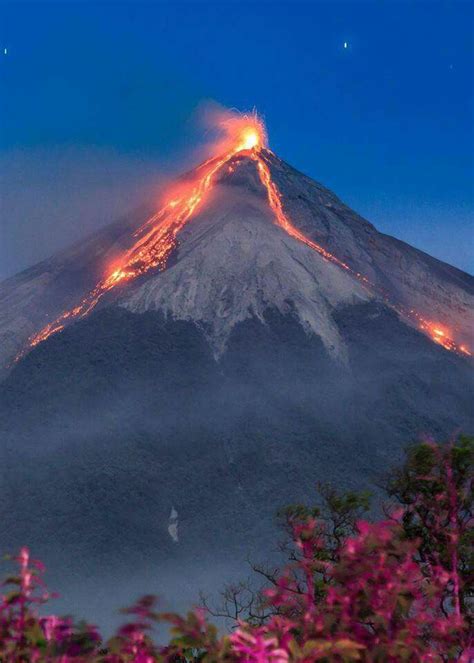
{"left": 0, "top": 150, "right": 472, "bottom": 631}
{"left": 266, "top": 151, "right": 473, "bottom": 348}
{"left": 120, "top": 183, "right": 369, "bottom": 360}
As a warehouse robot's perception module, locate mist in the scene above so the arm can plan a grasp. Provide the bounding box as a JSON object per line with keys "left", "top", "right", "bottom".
{"left": 0, "top": 104, "right": 251, "bottom": 282}
{"left": 0, "top": 146, "right": 173, "bottom": 281}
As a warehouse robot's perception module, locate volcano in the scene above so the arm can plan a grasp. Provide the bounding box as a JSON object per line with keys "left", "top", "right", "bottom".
{"left": 0, "top": 115, "right": 472, "bottom": 630}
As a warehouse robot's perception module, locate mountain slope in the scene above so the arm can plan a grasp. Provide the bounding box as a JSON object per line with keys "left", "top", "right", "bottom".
{"left": 1, "top": 151, "right": 472, "bottom": 374}
{"left": 266, "top": 152, "right": 473, "bottom": 347}
{"left": 0, "top": 205, "right": 153, "bottom": 378}
{"left": 0, "top": 301, "right": 472, "bottom": 631}
{"left": 0, "top": 148, "right": 472, "bottom": 631}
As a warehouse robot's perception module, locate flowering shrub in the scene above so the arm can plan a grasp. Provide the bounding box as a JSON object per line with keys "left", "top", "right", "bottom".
{"left": 256, "top": 517, "right": 468, "bottom": 661}
{"left": 0, "top": 439, "right": 472, "bottom": 661}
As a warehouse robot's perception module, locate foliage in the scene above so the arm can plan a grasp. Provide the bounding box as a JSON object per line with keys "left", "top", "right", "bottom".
{"left": 201, "top": 483, "right": 372, "bottom": 625}
{"left": 0, "top": 438, "right": 472, "bottom": 661}
{"left": 386, "top": 435, "right": 473, "bottom": 620}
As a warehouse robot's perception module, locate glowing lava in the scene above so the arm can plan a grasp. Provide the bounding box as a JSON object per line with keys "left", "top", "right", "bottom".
{"left": 17, "top": 111, "right": 471, "bottom": 361}
{"left": 250, "top": 151, "right": 470, "bottom": 357}
{"left": 17, "top": 113, "right": 267, "bottom": 358}
{"left": 253, "top": 155, "right": 353, "bottom": 273}
{"left": 418, "top": 321, "right": 471, "bottom": 356}
{"left": 239, "top": 127, "right": 261, "bottom": 150}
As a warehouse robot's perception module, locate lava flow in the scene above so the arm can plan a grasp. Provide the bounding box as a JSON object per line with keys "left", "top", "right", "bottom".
{"left": 17, "top": 112, "right": 471, "bottom": 361}
{"left": 17, "top": 114, "right": 267, "bottom": 359}
{"left": 250, "top": 150, "right": 471, "bottom": 358}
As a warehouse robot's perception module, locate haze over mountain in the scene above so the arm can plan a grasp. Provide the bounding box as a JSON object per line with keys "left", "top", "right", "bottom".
{"left": 0, "top": 125, "right": 472, "bottom": 630}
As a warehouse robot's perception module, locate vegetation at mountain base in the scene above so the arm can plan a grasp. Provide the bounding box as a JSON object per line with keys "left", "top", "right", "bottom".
{"left": 1, "top": 436, "right": 472, "bottom": 661}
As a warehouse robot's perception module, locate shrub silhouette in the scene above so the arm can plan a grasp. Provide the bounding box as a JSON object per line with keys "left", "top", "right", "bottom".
{"left": 1, "top": 438, "right": 472, "bottom": 661}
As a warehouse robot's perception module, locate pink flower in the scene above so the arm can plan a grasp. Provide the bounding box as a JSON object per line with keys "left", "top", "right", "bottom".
{"left": 231, "top": 628, "right": 289, "bottom": 663}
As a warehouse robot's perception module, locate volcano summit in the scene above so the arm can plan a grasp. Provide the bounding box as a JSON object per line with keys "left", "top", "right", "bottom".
{"left": 0, "top": 114, "right": 472, "bottom": 629}
{"left": 5, "top": 113, "right": 473, "bottom": 366}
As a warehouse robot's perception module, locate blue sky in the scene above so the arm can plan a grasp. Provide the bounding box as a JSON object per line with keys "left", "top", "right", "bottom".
{"left": 1, "top": 0, "right": 473, "bottom": 276}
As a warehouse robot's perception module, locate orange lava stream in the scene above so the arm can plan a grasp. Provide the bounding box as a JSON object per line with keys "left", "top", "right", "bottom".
{"left": 252, "top": 152, "right": 471, "bottom": 358}
{"left": 254, "top": 155, "right": 354, "bottom": 272}
{"left": 17, "top": 114, "right": 471, "bottom": 362}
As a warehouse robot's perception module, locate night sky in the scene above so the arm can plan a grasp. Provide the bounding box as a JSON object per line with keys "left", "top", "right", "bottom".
{"left": 1, "top": 1, "right": 473, "bottom": 277}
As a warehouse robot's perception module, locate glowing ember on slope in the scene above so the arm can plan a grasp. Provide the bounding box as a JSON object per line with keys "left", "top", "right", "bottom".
{"left": 419, "top": 321, "right": 472, "bottom": 355}
{"left": 16, "top": 111, "right": 470, "bottom": 362}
